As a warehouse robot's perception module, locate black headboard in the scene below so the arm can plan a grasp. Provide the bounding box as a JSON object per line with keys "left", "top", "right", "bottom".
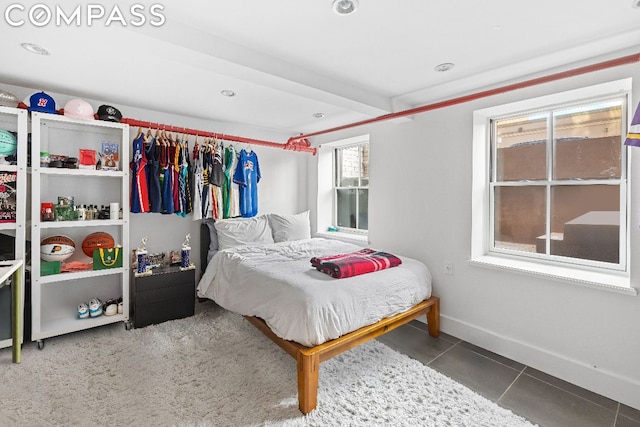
{"left": 200, "top": 222, "right": 211, "bottom": 275}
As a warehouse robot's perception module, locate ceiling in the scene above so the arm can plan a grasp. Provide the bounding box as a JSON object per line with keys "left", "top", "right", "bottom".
{"left": 1, "top": 0, "right": 640, "bottom": 139}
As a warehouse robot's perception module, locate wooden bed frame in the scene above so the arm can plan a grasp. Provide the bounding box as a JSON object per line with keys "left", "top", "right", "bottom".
{"left": 245, "top": 296, "right": 440, "bottom": 414}
{"left": 200, "top": 222, "right": 440, "bottom": 414}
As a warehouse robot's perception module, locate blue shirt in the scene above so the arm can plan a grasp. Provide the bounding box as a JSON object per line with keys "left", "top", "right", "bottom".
{"left": 233, "top": 149, "right": 260, "bottom": 217}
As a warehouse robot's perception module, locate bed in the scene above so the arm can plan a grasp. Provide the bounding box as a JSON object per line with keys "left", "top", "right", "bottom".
{"left": 197, "top": 213, "right": 440, "bottom": 414}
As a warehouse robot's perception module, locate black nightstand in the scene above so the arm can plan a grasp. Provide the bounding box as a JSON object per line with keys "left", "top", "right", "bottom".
{"left": 130, "top": 266, "right": 196, "bottom": 328}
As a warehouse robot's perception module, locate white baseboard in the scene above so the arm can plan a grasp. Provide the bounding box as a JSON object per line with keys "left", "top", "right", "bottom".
{"left": 438, "top": 314, "right": 640, "bottom": 411}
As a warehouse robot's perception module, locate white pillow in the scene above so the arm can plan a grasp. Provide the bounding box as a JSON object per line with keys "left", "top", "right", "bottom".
{"left": 268, "top": 211, "right": 311, "bottom": 243}
{"left": 214, "top": 216, "right": 274, "bottom": 250}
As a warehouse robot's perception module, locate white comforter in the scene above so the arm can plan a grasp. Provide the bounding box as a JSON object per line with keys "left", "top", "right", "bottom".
{"left": 197, "top": 238, "right": 432, "bottom": 346}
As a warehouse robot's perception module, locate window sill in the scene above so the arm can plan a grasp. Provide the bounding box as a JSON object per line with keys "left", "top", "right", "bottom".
{"left": 468, "top": 255, "right": 637, "bottom": 296}
{"left": 315, "top": 231, "right": 369, "bottom": 245}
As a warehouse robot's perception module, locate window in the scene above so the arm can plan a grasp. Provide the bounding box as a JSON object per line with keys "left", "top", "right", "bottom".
{"left": 316, "top": 135, "right": 369, "bottom": 240}
{"left": 334, "top": 143, "right": 369, "bottom": 232}
{"left": 471, "top": 79, "right": 633, "bottom": 292}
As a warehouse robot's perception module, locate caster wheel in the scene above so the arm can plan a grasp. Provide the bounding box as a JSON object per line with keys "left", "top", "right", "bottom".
{"left": 124, "top": 321, "right": 132, "bottom": 331}
{"left": 37, "top": 340, "right": 45, "bottom": 350}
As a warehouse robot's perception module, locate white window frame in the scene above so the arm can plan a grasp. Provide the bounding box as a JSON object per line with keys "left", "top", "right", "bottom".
{"left": 316, "top": 135, "right": 369, "bottom": 242}
{"left": 470, "top": 78, "right": 636, "bottom": 295}
{"left": 333, "top": 142, "right": 369, "bottom": 234}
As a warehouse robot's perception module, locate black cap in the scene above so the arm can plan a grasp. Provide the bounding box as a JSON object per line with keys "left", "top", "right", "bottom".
{"left": 97, "top": 105, "right": 122, "bottom": 122}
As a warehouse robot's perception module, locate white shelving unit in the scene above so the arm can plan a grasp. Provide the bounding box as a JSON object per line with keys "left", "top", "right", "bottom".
{"left": 30, "top": 112, "right": 130, "bottom": 348}
{"left": 0, "top": 106, "right": 27, "bottom": 350}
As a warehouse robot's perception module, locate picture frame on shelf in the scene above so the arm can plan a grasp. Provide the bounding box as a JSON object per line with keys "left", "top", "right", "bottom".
{"left": 0, "top": 171, "right": 17, "bottom": 223}
{"left": 100, "top": 142, "right": 119, "bottom": 171}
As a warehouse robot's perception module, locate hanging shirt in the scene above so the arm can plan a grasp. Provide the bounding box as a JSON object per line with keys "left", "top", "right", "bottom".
{"left": 170, "top": 141, "right": 180, "bottom": 215}
{"left": 176, "top": 141, "right": 190, "bottom": 218}
{"left": 130, "top": 133, "right": 150, "bottom": 213}
{"left": 182, "top": 142, "right": 192, "bottom": 215}
{"left": 222, "top": 145, "right": 235, "bottom": 219}
{"left": 160, "top": 140, "right": 174, "bottom": 214}
{"left": 192, "top": 143, "right": 203, "bottom": 222}
{"left": 229, "top": 151, "right": 240, "bottom": 218}
{"left": 145, "top": 135, "right": 162, "bottom": 213}
{"left": 201, "top": 146, "right": 213, "bottom": 219}
{"left": 233, "top": 149, "right": 260, "bottom": 218}
{"left": 210, "top": 143, "right": 225, "bottom": 187}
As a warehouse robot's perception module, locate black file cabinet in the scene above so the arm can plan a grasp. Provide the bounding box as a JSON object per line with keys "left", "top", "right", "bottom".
{"left": 130, "top": 266, "right": 195, "bottom": 328}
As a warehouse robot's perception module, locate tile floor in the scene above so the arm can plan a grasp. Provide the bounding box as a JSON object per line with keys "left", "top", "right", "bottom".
{"left": 376, "top": 320, "right": 640, "bottom": 427}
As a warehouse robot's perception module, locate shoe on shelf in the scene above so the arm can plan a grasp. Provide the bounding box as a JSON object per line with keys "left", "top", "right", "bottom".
{"left": 77, "top": 303, "right": 89, "bottom": 319}
{"left": 117, "top": 296, "right": 123, "bottom": 314}
{"left": 89, "top": 298, "right": 103, "bottom": 318}
{"left": 103, "top": 298, "right": 118, "bottom": 316}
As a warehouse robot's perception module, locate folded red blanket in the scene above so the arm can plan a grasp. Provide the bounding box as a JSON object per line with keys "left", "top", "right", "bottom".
{"left": 311, "top": 248, "right": 402, "bottom": 279}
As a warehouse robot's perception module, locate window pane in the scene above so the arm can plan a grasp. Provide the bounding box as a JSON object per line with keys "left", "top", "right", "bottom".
{"left": 360, "top": 144, "right": 369, "bottom": 182}
{"left": 553, "top": 102, "right": 622, "bottom": 180}
{"left": 549, "top": 185, "right": 620, "bottom": 263}
{"left": 358, "top": 189, "right": 368, "bottom": 230}
{"left": 494, "top": 186, "right": 546, "bottom": 253}
{"left": 336, "top": 188, "right": 356, "bottom": 228}
{"left": 494, "top": 114, "right": 548, "bottom": 181}
{"left": 337, "top": 145, "right": 362, "bottom": 187}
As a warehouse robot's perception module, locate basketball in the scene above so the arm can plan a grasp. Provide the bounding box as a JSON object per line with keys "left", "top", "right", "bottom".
{"left": 81, "top": 232, "right": 115, "bottom": 257}
{"left": 41, "top": 235, "right": 75, "bottom": 262}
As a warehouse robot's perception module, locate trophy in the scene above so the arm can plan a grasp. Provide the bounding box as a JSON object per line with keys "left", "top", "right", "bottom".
{"left": 180, "top": 234, "right": 194, "bottom": 270}
{"left": 135, "top": 236, "right": 152, "bottom": 276}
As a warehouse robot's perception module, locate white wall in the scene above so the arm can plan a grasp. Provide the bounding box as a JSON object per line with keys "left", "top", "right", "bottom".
{"left": 307, "top": 56, "right": 640, "bottom": 410}
{"left": 1, "top": 82, "right": 309, "bottom": 278}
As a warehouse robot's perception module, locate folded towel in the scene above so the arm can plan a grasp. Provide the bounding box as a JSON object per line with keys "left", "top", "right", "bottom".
{"left": 311, "top": 248, "right": 402, "bottom": 279}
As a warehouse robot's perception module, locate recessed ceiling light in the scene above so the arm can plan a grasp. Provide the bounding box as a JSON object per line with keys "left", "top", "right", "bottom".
{"left": 434, "top": 63, "right": 455, "bottom": 72}
{"left": 220, "top": 90, "right": 236, "bottom": 97}
{"left": 313, "top": 113, "right": 325, "bottom": 119}
{"left": 332, "top": 0, "right": 359, "bottom": 15}
{"left": 21, "top": 43, "right": 50, "bottom": 56}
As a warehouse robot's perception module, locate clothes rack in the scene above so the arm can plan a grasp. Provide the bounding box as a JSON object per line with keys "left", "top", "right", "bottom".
{"left": 120, "top": 118, "right": 316, "bottom": 155}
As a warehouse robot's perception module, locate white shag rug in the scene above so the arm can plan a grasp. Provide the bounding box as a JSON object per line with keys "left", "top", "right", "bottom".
{"left": 0, "top": 303, "right": 535, "bottom": 427}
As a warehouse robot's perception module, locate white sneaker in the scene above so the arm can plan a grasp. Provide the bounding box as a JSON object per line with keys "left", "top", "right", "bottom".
{"left": 89, "top": 298, "right": 103, "bottom": 317}
{"left": 103, "top": 298, "right": 118, "bottom": 316}
{"left": 78, "top": 303, "right": 89, "bottom": 319}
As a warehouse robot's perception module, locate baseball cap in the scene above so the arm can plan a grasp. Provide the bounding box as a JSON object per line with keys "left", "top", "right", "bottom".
{"left": 29, "top": 91, "right": 57, "bottom": 114}
{"left": 0, "top": 90, "right": 19, "bottom": 108}
{"left": 64, "top": 98, "right": 95, "bottom": 121}
{"left": 97, "top": 105, "right": 122, "bottom": 122}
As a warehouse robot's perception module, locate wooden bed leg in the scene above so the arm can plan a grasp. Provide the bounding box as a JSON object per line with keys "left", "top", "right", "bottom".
{"left": 426, "top": 297, "right": 440, "bottom": 338}
{"left": 297, "top": 352, "right": 319, "bottom": 414}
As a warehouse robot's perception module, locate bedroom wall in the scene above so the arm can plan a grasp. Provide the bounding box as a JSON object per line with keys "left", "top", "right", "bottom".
{"left": 306, "top": 50, "right": 640, "bottom": 410}
{"left": 1, "top": 82, "right": 308, "bottom": 278}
